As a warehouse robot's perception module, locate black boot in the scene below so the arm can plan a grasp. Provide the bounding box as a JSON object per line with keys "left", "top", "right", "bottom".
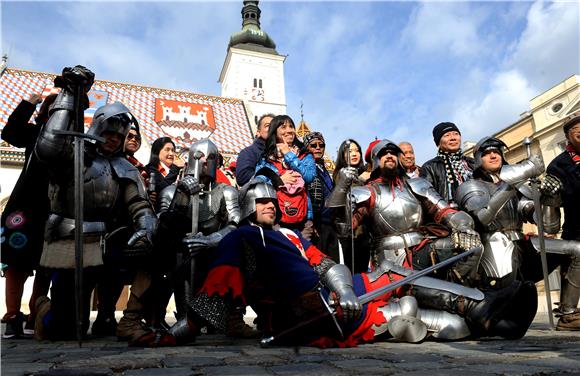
{"left": 412, "top": 280, "right": 537, "bottom": 338}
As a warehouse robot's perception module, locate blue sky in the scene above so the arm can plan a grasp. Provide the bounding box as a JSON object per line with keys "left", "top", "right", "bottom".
{"left": 2, "top": 0, "right": 579, "bottom": 163}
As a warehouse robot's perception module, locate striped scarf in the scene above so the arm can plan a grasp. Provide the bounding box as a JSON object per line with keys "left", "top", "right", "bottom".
{"left": 566, "top": 143, "right": 580, "bottom": 165}
{"left": 437, "top": 149, "right": 473, "bottom": 187}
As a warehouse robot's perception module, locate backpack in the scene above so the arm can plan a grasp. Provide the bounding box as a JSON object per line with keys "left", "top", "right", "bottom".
{"left": 255, "top": 164, "right": 308, "bottom": 224}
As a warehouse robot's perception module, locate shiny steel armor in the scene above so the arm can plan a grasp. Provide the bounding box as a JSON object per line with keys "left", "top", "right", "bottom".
{"left": 239, "top": 180, "right": 280, "bottom": 223}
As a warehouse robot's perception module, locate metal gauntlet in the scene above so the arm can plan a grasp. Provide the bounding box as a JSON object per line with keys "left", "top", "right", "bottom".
{"left": 444, "top": 211, "right": 482, "bottom": 250}
{"left": 321, "top": 264, "right": 361, "bottom": 321}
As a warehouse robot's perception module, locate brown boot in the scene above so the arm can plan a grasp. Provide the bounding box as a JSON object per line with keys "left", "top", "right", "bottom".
{"left": 225, "top": 307, "right": 261, "bottom": 339}
{"left": 116, "top": 313, "right": 151, "bottom": 342}
{"left": 556, "top": 311, "right": 580, "bottom": 331}
{"left": 33, "top": 296, "right": 51, "bottom": 341}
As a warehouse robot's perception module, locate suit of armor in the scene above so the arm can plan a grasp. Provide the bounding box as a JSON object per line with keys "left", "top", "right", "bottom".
{"left": 33, "top": 67, "right": 156, "bottom": 340}
{"left": 157, "top": 139, "right": 240, "bottom": 320}
{"left": 327, "top": 139, "right": 536, "bottom": 341}
{"left": 456, "top": 137, "right": 580, "bottom": 318}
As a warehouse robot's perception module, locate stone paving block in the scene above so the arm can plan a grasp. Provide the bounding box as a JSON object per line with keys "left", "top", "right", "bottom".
{"left": 224, "top": 354, "right": 286, "bottom": 366}
{"left": 57, "top": 354, "right": 164, "bottom": 372}
{"left": 201, "top": 365, "right": 272, "bottom": 375}
{"left": 1, "top": 364, "right": 53, "bottom": 376}
{"left": 162, "top": 356, "right": 224, "bottom": 368}
{"left": 513, "top": 356, "right": 580, "bottom": 370}
{"left": 287, "top": 353, "right": 345, "bottom": 363}
{"left": 122, "top": 367, "right": 193, "bottom": 376}
{"left": 269, "top": 362, "right": 341, "bottom": 375}
{"left": 330, "top": 358, "right": 397, "bottom": 374}
{"left": 32, "top": 368, "right": 114, "bottom": 375}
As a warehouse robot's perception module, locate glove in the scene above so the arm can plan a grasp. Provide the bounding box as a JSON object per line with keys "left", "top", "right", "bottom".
{"left": 323, "top": 264, "right": 362, "bottom": 322}
{"left": 540, "top": 174, "right": 562, "bottom": 196}
{"left": 337, "top": 167, "right": 359, "bottom": 189}
{"left": 54, "top": 65, "right": 95, "bottom": 92}
{"left": 126, "top": 212, "right": 157, "bottom": 257}
{"left": 451, "top": 227, "right": 482, "bottom": 250}
{"left": 182, "top": 232, "right": 218, "bottom": 252}
{"left": 177, "top": 175, "right": 204, "bottom": 196}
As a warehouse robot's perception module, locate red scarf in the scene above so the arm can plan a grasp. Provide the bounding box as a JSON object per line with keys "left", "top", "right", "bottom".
{"left": 566, "top": 143, "right": 580, "bottom": 165}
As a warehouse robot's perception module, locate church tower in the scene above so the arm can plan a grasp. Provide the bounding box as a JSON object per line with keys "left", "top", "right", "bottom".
{"left": 219, "top": 1, "right": 287, "bottom": 130}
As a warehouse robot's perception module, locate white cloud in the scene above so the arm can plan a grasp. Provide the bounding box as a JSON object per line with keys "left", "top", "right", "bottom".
{"left": 452, "top": 70, "right": 535, "bottom": 144}
{"left": 401, "top": 2, "right": 487, "bottom": 58}
{"left": 509, "top": 1, "right": 580, "bottom": 91}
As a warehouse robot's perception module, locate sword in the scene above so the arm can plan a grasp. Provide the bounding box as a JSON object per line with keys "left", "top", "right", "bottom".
{"left": 260, "top": 246, "right": 482, "bottom": 347}
{"left": 523, "top": 137, "right": 554, "bottom": 328}
{"left": 345, "top": 140, "right": 355, "bottom": 273}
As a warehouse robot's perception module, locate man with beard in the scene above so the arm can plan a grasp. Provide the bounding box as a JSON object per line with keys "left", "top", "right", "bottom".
{"left": 421, "top": 122, "right": 475, "bottom": 207}
{"left": 327, "top": 139, "right": 537, "bottom": 340}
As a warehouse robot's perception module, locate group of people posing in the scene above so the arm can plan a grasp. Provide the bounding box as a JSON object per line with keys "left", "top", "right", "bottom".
{"left": 1, "top": 65, "right": 579, "bottom": 348}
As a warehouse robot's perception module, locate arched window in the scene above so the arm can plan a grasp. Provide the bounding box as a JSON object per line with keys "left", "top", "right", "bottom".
{"left": 259, "top": 79, "right": 263, "bottom": 88}
{"left": 253, "top": 78, "right": 257, "bottom": 88}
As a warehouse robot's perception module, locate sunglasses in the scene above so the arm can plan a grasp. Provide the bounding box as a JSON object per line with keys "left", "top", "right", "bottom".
{"left": 309, "top": 142, "right": 325, "bottom": 149}
{"left": 127, "top": 133, "right": 141, "bottom": 141}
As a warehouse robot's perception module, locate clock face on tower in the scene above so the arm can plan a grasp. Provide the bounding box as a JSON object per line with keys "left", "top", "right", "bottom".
{"left": 251, "top": 88, "right": 265, "bottom": 102}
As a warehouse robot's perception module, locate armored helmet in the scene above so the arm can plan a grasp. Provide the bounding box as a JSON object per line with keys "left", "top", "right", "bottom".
{"left": 87, "top": 102, "right": 138, "bottom": 154}
{"left": 184, "top": 138, "right": 219, "bottom": 181}
{"left": 473, "top": 136, "right": 508, "bottom": 171}
{"left": 239, "top": 180, "right": 281, "bottom": 223}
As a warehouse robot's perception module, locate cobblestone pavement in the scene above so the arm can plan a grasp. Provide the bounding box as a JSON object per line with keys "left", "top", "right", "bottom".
{"left": 1, "top": 320, "right": 579, "bottom": 376}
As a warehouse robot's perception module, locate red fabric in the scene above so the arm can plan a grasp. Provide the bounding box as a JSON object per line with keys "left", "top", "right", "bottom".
{"left": 304, "top": 244, "right": 326, "bottom": 266}
{"left": 216, "top": 168, "right": 234, "bottom": 186}
{"left": 566, "top": 143, "right": 580, "bottom": 165}
{"left": 434, "top": 206, "right": 457, "bottom": 224}
{"left": 199, "top": 265, "right": 246, "bottom": 304}
{"left": 364, "top": 140, "right": 381, "bottom": 163}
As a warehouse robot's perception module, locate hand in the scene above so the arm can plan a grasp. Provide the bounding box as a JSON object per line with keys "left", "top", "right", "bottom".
{"left": 183, "top": 232, "right": 212, "bottom": 252}
{"left": 127, "top": 212, "right": 157, "bottom": 249}
{"left": 451, "top": 228, "right": 482, "bottom": 250}
{"left": 330, "top": 288, "right": 362, "bottom": 322}
{"left": 27, "top": 94, "right": 43, "bottom": 105}
{"left": 177, "top": 175, "right": 203, "bottom": 195}
{"left": 54, "top": 65, "right": 95, "bottom": 92}
{"left": 301, "top": 220, "right": 314, "bottom": 241}
{"left": 173, "top": 156, "right": 186, "bottom": 168}
{"left": 280, "top": 170, "right": 300, "bottom": 185}
{"left": 540, "top": 174, "right": 562, "bottom": 196}
{"left": 338, "top": 167, "right": 358, "bottom": 187}
{"left": 276, "top": 142, "right": 291, "bottom": 155}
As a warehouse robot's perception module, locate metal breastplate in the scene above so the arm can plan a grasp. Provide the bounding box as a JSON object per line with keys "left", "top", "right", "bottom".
{"left": 487, "top": 187, "right": 523, "bottom": 232}
{"left": 370, "top": 184, "right": 423, "bottom": 237}
{"left": 197, "top": 184, "right": 226, "bottom": 234}
{"left": 50, "top": 157, "right": 119, "bottom": 221}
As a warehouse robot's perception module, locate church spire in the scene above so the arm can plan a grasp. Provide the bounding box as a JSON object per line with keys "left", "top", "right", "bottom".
{"left": 228, "top": 1, "right": 277, "bottom": 53}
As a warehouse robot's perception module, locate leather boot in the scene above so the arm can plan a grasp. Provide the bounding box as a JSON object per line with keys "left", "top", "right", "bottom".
{"left": 412, "top": 280, "right": 536, "bottom": 339}
{"left": 225, "top": 307, "right": 261, "bottom": 339}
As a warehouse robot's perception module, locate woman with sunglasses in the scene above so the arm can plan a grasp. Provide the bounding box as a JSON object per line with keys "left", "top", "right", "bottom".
{"left": 302, "top": 132, "right": 340, "bottom": 261}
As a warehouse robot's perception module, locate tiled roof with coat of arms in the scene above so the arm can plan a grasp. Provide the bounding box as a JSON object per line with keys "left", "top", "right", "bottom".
{"left": 0, "top": 68, "right": 254, "bottom": 162}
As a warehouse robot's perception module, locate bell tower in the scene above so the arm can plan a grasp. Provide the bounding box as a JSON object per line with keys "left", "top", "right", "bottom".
{"left": 219, "top": 1, "right": 287, "bottom": 130}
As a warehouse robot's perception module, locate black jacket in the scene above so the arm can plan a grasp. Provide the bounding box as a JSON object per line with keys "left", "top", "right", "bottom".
{"left": 420, "top": 155, "right": 475, "bottom": 204}
{"left": 1, "top": 100, "right": 50, "bottom": 268}
{"left": 236, "top": 137, "right": 265, "bottom": 186}
{"left": 547, "top": 151, "right": 580, "bottom": 240}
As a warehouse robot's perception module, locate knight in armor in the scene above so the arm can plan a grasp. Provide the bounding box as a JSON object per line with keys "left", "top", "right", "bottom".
{"left": 166, "top": 180, "right": 536, "bottom": 347}
{"left": 32, "top": 66, "right": 156, "bottom": 341}
{"left": 421, "top": 122, "right": 475, "bottom": 207}
{"left": 327, "top": 139, "right": 536, "bottom": 340}
{"left": 154, "top": 138, "right": 257, "bottom": 339}
{"left": 456, "top": 136, "right": 580, "bottom": 330}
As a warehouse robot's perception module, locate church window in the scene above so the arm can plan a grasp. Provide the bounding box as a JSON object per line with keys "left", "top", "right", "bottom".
{"left": 259, "top": 79, "right": 263, "bottom": 88}
{"left": 255, "top": 115, "right": 258, "bottom": 125}
{"left": 551, "top": 103, "right": 563, "bottom": 113}
{"left": 253, "top": 78, "right": 257, "bottom": 88}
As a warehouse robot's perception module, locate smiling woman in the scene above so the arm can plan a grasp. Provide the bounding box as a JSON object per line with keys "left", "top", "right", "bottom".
{"left": 145, "top": 137, "right": 184, "bottom": 210}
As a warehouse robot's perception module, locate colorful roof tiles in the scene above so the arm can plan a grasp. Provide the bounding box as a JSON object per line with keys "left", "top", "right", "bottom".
{"left": 0, "top": 68, "right": 254, "bottom": 158}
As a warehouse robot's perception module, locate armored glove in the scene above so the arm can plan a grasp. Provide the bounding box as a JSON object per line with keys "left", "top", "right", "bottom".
{"left": 337, "top": 167, "right": 358, "bottom": 189}
{"left": 54, "top": 66, "right": 95, "bottom": 93}
{"left": 126, "top": 212, "right": 157, "bottom": 257}
{"left": 322, "top": 264, "right": 362, "bottom": 322}
{"left": 182, "top": 225, "right": 236, "bottom": 253}
{"left": 540, "top": 174, "right": 562, "bottom": 196}
{"left": 177, "top": 175, "right": 204, "bottom": 196}
{"left": 446, "top": 211, "right": 482, "bottom": 250}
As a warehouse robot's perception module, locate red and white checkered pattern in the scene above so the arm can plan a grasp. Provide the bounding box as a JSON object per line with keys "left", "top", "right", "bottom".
{"left": 0, "top": 68, "right": 254, "bottom": 155}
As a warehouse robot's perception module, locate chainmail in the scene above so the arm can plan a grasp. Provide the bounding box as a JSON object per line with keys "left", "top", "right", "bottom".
{"left": 312, "top": 257, "right": 336, "bottom": 277}
{"left": 190, "top": 292, "right": 231, "bottom": 332}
